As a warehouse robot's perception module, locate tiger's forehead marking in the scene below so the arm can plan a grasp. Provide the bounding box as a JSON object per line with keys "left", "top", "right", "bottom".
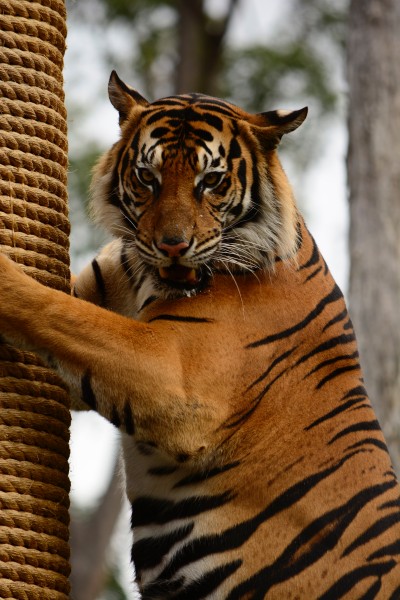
{"left": 135, "top": 94, "right": 242, "bottom": 171}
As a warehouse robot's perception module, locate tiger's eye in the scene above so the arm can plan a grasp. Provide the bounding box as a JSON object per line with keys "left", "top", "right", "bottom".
{"left": 203, "top": 172, "right": 222, "bottom": 188}
{"left": 138, "top": 168, "right": 155, "bottom": 185}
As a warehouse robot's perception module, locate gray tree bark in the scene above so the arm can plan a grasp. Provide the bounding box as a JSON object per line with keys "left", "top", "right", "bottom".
{"left": 347, "top": 0, "right": 400, "bottom": 474}
{"left": 176, "top": 0, "right": 239, "bottom": 95}
{"left": 70, "top": 454, "right": 125, "bottom": 600}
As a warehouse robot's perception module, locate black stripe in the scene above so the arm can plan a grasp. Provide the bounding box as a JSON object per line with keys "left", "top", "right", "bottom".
{"left": 305, "top": 265, "right": 323, "bottom": 282}
{"left": 389, "top": 584, "right": 400, "bottom": 600}
{"left": 159, "top": 451, "right": 368, "bottom": 584}
{"left": 123, "top": 401, "right": 135, "bottom": 435}
{"left": 147, "top": 97, "right": 187, "bottom": 107}
{"left": 237, "top": 158, "right": 247, "bottom": 206}
{"left": 131, "top": 491, "right": 233, "bottom": 528}
{"left": 225, "top": 363, "right": 290, "bottom": 429}
{"left": 323, "top": 308, "right": 348, "bottom": 332}
{"left": 107, "top": 146, "right": 125, "bottom": 207}
{"left": 81, "top": 371, "right": 97, "bottom": 410}
{"left": 295, "top": 333, "right": 356, "bottom": 367}
{"left": 131, "top": 523, "right": 193, "bottom": 572}
{"left": 316, "top": 363, "right": 360, "bottom": 389}
{"left": 136, "top": 442, "right": 156, "bottom": 456}
{"left": 130, "top": 129, "right": 142, "bottom": 155}
{"left": 379, "top": 498, "right": 400, "bottom": 511}
{"left": 138, "top": 294, "right": 159, "bottom": 313}
{"left": 317, "top": 560, "right": 396, "bottom": 600}
{"left": 146, "top": 105, "right": 225, "bottom": 130}
{"left": 359, "top": 579, "right": 384, "bottom": 600}
{"left": 155, "top": 452, "right": 390, "bottom": 599}
{"left": 247, "top": 284, "right": 343, "bottom": 348}
{"left": 147, "top": 314, "right": 213, "bottom": 324}
{"left": 227, "top": 479, "right": 398, "bottom": 600}
{"left": 174, "top": 461, "right": 240, "bottom": 488}
{"left": 150, "top": 126, "right": 170, "bottom": 138}
{"left": 91, "top": 258, "right": 106, "bottom": 306}
{"left": 120, "top": 244, "right": 145, "bottom": 290}
{"left": 368, "top": 538, "right": 400, "bottom": 561}
{"left": 157, "top": 519, "right": 254, "bottom": 583}
{"left": 171, "top": 561, "right": 242, "bottom": 600}
{"left": 141, "top": 577, "right": 184, "bottom": 598}
{"left": 247, "top": 346, "right": 298, "bottom": 390}
{"left": 194, "top": 128, "right": 214, "bottom": 142}
{"left": 299, "top": 235, "right": 320, "bottom": 270}
{"left": 148, "top": 465, "right": 177, "bottom": 476}
{"left": 248, "top": 151, "right": 263, "bottom": 223}
{"left": 305, "top": 397, "right": 367, "bottom": 431}
{"left": 110, "top": 404, "right": 121, "bottom": 429}
{"left": 120, "top": 148, "right": 131, "bottom": 181}
{"left": 262, "top": 485, "right": 394, "bottom": 595}
{"left": 258, "top": 450, "right": 366, "bottom": 524}
{"left": 342, "top": 512, "right": 400, "bottom": 558}
{"left": 343, "top": 384, "right": 368, "bottom": 400}
{"left": 141, "top": 560, "right": 241, "bottom": 600}
{"left": 228, "top": 137, "right": 241, "bottom": 161}
{"left": 346, "top": 437, "right": 388, "bottom": 453}
{"left": 196, "top": 101, "right": 239, "bottom": 117}
{"left": 329, "top": 420, "right": 381, "bottom": 445}
{"left": 304, "top": 351, "right": 359, "bottom": 380}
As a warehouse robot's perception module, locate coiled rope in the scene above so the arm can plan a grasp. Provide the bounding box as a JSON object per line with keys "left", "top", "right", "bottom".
{"left": 0, "top": 1, "right": 71, "bottom": 598}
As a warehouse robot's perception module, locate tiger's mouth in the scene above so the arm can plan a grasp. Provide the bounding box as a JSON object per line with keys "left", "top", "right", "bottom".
{"left": 158, "top": 265, "right": 200, "bottom": 287}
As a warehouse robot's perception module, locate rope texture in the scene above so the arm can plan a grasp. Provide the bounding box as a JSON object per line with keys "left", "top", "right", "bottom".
{"left": 0, "top": 1, "right": 71, "bottom": 598}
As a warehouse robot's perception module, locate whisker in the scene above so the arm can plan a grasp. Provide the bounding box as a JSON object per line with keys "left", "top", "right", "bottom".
{"left": 219, "top": 259, "right": 245, "bottom": 317}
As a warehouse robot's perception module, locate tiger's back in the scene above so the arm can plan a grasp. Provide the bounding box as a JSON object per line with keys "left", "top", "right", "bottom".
{"left": 0, "top": 72, "right": 399, "bottom": 599}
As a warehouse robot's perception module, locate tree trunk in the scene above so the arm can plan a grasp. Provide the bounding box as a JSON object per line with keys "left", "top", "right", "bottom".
{"left": 347, "top": 0, "right": 400, "bottom": 474}
{"left": 176, "top": 0, "right": 239, "bottom": 95}
{"left": 70, "top": 454, "right": 124, "bottom": 599}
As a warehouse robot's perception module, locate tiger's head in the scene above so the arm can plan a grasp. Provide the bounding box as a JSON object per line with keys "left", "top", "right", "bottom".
{"left": 91, "top": 71, "right": 307, "bottom": 295}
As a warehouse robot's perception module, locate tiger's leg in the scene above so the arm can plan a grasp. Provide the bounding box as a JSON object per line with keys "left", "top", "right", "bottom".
{"left": 0, "top": 253, "right": 226, "bottom": 461}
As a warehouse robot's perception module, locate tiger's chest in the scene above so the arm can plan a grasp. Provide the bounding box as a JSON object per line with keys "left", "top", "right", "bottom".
{"left": 121, "top": 435, "right": 222, "bottom": 596}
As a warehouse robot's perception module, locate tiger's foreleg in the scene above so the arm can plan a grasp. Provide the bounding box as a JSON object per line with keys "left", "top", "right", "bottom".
{"left": 0, "top": 254, "right": 221, "bottom": 461}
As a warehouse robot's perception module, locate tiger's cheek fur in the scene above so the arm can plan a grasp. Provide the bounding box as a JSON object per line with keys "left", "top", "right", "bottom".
{"left": 266, "top": 151, "right": 300, "bottom": 260}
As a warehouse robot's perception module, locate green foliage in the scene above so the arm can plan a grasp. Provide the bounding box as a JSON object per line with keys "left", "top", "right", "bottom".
{"left": 292, "top": 0, "right": 348, "bottom": 49}
{"left": 100, "top": 0, "right": 176, "bottom": 21}
{"left": 221, "top": 43, "right": 337, "bottom": 114}
{"left": 69, "top": 0, "right": 347, "bottom": 106}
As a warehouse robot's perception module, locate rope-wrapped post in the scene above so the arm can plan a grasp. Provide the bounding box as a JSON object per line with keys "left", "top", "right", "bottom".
{"left": 0, "top": 1, "right": 71, "bottom": 598}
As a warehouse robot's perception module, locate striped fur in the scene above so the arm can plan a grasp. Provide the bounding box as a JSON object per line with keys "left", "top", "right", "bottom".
{"left": 0, "top": 73, "right": 399, "bottom": 598}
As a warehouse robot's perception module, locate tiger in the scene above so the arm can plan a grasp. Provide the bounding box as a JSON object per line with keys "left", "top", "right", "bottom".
{"left": 0, "top": 70, "right": 399, "bottom": 599}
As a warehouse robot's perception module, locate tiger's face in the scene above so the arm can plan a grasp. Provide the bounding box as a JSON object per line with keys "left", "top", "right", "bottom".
{"left": 91, "top": 72, "right": 307, "bottom": 294}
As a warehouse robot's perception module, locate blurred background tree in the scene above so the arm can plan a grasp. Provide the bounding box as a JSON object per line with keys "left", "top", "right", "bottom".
{"left": 347, "top": 0, "right": 400, "bottom": 483}
{"left": 64, "top": 1, "right": 400, "bottom": 599}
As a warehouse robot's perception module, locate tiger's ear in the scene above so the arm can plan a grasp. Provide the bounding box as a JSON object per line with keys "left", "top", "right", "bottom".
{"left": 254, "top": 107, "right": 308, "bottom": 146}
{"left": 108, "top": 70, "right": 149, "bottom": 125}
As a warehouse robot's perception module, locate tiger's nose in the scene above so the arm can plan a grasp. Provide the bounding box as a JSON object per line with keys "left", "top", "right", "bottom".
{"left": 157, "top": 238, "right": 190, "bottom": 257}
